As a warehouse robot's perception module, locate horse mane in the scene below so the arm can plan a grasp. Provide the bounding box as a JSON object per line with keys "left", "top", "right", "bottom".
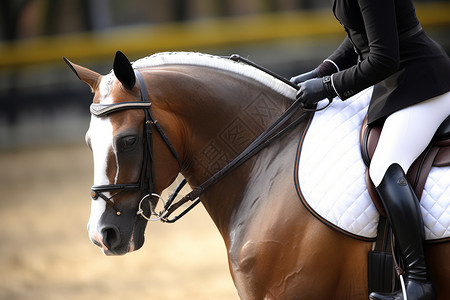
{"left": 131, "top": 52, "right": 297, "bottom": 98}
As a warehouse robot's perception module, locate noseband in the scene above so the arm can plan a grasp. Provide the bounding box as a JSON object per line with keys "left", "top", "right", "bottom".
{"left": 90, "top": 69, "right": 181, "bottom": 218}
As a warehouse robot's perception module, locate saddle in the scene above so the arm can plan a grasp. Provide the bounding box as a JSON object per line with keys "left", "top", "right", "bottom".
{"left": 360, "top": 114, "right": 450, "bottom": 217}
{"left": 362, "top": 115, "right": 450, "bottom": 293}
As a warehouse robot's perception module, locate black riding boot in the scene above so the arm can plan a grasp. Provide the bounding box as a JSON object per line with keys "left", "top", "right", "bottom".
{"left": 369, "top": 164, "right": 436, "bottom": 300}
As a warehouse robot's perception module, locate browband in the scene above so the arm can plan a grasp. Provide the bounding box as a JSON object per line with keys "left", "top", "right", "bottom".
{"left": 90, "top": 102, "right": 152, "bottom": 117}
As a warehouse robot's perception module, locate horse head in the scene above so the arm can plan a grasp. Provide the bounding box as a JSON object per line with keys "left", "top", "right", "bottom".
{"left": 64, "top": 51, "right": 181, "bottom": 255}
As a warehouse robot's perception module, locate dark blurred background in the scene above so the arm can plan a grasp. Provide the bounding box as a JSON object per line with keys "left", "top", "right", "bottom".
{"left": 1, "top": 0, "right": 449, "bottom": 149}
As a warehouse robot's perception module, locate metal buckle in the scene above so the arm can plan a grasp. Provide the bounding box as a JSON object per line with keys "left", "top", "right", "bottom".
{"left": 136, "top": 193, "right": 167, "bottom": 221}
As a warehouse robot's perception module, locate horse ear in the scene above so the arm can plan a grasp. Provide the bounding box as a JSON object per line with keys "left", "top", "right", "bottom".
{"left": 63, "top": 57, "right": 101, "bottom": 92}
{"left": 113, "top": 51, "right": 136, "bottom": 90}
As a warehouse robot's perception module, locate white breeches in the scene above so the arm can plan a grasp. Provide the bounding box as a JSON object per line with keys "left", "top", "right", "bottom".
{"left": 369, "top": 91, "right": 450, "bottom": 187}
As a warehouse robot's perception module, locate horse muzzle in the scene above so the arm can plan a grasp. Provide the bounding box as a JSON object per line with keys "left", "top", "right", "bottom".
{"left": 87, "top": 204, "right": 147, "bottom": 255}
{"left": 88, "top": 222, "right": 145, "bottom": 255}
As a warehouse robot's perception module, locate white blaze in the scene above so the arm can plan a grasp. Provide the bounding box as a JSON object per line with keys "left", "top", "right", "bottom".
{"left": 86, "top": 75, "right": 137, "bottom": 253}
{"left": 87, "top": 114, "right": 114, "bottom": 235}
{"left": 87, "top": 75, "right": 118, "bottom": 236}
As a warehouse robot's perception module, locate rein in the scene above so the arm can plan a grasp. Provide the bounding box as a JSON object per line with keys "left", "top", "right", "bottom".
{"left": 161, "top": 87, "right": 310, "bottom": 222}
{"left": 160, "top": 55, "right": 315, "bottom": 223}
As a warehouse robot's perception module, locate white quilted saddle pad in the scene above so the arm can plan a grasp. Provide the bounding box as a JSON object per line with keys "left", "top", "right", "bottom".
{"left": 295, "top": 87, "right": 450, "bottom": 242}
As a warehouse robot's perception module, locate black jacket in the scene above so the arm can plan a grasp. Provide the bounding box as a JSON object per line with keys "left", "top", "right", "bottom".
{"left": 326, "top": 0, "right": 450, "bottom": 124}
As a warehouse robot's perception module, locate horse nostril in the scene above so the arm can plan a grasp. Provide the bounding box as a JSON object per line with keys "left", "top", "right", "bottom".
{"left": 101, "top": 226, "right": 121, "bottom": 250}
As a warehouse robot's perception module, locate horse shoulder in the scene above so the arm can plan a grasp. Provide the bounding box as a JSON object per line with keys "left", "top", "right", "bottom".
{"left": 227, "top": 169, "right": 372, "bottom": 299}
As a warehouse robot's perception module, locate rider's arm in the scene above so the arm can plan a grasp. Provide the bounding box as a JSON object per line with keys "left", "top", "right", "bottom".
{"left": 330, "top": 0, "right": 400, "bottom": 99}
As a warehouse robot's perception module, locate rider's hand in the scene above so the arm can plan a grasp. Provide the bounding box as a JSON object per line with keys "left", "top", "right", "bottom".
{"left": 296, "top": 76, "right": 336, "bottom": 108}
{"left": 290, "top": 69, "right": 318, "bottom": 84}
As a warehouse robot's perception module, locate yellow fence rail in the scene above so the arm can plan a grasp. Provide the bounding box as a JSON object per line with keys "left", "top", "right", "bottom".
{"left": 0, "top": 3, "right": 449, "bottom": 69}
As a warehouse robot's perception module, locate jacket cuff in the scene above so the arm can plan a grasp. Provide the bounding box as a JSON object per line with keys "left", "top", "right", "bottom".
{"left": 316, "top": 59, "right": 340, "bottom": 77}
{"left": 330, "top": 74, "right": 343, "bottom": 99}
{"left": 322, "top": 76, "right": 337, "bottom": 99}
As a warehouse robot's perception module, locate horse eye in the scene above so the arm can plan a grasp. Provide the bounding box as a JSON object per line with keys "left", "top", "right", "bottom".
{"left": 124, "top": 137, "right": 136, "bottom": 146}
{"left": 118, "top": 136, "right": 138, "bottom": 152}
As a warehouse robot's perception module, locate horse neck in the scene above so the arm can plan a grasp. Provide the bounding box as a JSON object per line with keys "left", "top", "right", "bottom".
{"left": 150, "top": 65, "right": 294, "bottom": 236}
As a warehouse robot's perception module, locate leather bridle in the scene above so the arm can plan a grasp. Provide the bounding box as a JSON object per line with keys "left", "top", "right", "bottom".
{"left": 89, "top": 69, "right": 181, "bottom": 218}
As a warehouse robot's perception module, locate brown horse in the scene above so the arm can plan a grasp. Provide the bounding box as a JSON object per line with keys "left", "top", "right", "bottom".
{"left": 64, "top": 51, "right": 450, "bottom": 299}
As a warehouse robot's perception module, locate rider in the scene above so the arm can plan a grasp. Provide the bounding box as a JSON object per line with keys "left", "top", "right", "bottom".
{"left": 290, "top": 0, "right": 450, "bottom": 299}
